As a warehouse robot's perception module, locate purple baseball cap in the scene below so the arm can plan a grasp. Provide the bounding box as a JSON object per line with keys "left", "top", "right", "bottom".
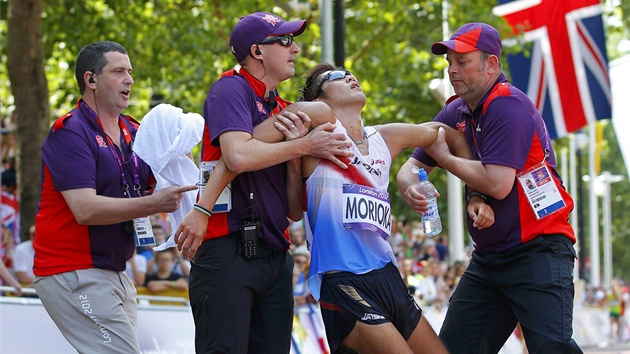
{"left": 230, "top": 12, "right": 307, "bottom": 62}
{"left": 431, "top": 22, "right": 502, "bottom": 58}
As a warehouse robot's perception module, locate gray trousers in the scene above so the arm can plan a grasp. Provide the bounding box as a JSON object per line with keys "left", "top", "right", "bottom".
{"left": 34, "top": 268, "right": 140, "bottom": 354}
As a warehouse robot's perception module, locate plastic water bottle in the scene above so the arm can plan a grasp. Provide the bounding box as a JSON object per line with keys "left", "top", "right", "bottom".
{"left": 416, "top": 168, "right": 442, "bottom": 236}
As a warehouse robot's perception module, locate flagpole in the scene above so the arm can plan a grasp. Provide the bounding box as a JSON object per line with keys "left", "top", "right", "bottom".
{"left": 588, "top": 122, "right": 600, "bottom": 288}
{"left": 439, "top": 0, "right": 466, "bottom": 264}
{"left": 564, "top": 143, "right": 580, "bottom": 281}
{"left": 319, "top": 0, "right": 333, "bottom": 64}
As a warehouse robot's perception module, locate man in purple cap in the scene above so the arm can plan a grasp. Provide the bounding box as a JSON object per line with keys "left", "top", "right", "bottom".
{"left": 398, "top": 22, "right": 582, "bottom": 353}
{"left": 178, "top": 12, "right": 352, "bottom": 353}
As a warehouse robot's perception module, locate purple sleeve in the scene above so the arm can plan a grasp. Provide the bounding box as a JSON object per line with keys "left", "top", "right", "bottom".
{"left": 204, "top": 77, "right": 256, "bottom": 146}
{"left": 42, "top": 127, "right": 96, "bottom": 191}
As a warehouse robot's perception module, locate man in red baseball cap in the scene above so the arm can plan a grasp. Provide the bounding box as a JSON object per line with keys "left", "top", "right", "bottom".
{"left": 431, "top": 22, "right": 502, "bottom": 58}
{"left": 398, "top": 22, "right": 582, "bottom": 353}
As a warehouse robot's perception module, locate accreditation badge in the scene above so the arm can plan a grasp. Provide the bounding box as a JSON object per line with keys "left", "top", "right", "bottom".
{"left": 342, "top": 183, "right": 392, "bottom": 240}
{"left": 517, "top": 162, "right": 567, "bottom": 220}
{"left": 199, "top": 160, "right": 232, "bottom": 213}
{"left": 133, "top": 216, "right": 156, "bottom": 246}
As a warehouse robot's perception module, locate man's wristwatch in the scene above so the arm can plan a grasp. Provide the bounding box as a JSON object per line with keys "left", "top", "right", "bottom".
{"left": 466, "top": 190, "right": 488, "bottom": 203}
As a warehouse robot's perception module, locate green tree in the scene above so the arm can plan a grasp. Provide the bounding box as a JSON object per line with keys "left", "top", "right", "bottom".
{"left": 5, "top": 0, "right": 49, "bottom": 242}
{"left": 598, "top": 121, "right": 630, "bottom": 282}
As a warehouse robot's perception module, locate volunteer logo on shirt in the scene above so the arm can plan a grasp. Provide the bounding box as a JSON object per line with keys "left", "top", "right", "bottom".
{"left": 256, "top": 101, "right": 266, "bottom": 114}
{"left": 261, "top": 14, "right": 281, "bottom": 26}
{"left": 457, "top": 121, "right": 466, "bottom": 133}
{"left": 96, "top": 135, "right": 107, "bottom": 148}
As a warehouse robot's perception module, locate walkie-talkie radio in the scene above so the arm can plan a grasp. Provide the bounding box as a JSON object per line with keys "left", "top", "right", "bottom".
{"left": 241, "top": 192, "right": 260, "bottom": 259}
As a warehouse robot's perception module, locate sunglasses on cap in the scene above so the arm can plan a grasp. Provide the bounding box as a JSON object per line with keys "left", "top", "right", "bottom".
{"left": 314, "top": 70, "right": 353, "bottom": 98}
{"left": 259, "top": 34, "right": 294, "bottom": 47}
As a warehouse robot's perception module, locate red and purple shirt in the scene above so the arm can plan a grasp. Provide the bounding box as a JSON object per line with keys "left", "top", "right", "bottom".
{"left": 200, "top": 69, "right": 292, "bottom": 250}
{"left": 412, "top": 74, "right": 575, "bottom": 253}
{"left": 34, "top": 100, "right": 152, "bottom": 276}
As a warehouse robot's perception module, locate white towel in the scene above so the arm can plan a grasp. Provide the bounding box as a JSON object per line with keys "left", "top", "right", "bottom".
{"left": 133, "top": 103, "right": 204, "bottom": 250}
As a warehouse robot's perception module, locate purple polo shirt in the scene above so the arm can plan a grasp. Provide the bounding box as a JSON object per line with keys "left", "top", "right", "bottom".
{"left": 411, "top": 74, "right": 573, "bottom": 252}
{"left": 202, "top": 72, "right": 290, "bottom": 250}
{"left": 34, "top": 100, "right": 152, "bottom": 275}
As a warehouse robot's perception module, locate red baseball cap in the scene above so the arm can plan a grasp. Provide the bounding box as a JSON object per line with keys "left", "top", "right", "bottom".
{"left": 431, "top": 22, "right": 502, "bottom": 58}
{"left": 230, "top": 12, "right": 307, "bottom": 62}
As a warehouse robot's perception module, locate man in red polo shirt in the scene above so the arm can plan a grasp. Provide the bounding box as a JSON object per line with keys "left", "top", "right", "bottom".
{"left": 33, "top": 41, "right": 195, "bottom": 353}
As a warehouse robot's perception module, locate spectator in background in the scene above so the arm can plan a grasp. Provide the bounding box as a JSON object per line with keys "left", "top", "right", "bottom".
{"left": 389, "top": 215, "right": 405, "bottom": 260}
{"left": 146, "top": 247, "right": 190, "bottom": 279}
{"left": 398, "top": 215, "right": 415, "bottom": 259}
{"left": 289, "top": 222, "right": 307, "bottom": 252}
{"left": 1, "top": 167, "right": 20, "bottom": 242}
{"left": 292, "top": 245, "right": 312, "bottom": 306}
{"left": 414, "top": 259, "right": 439, "bottom": 306}
{"left": 144, "top": 250, "right": 188, "bottom": 293}
{"left": 14, "top": 225, "right": 35, "bottom": 288}
{"left": 409, "top": 227, "right": 425, "bottom": 260}
{"left": 291, "top": 244, "right": 329, "bottom": 353}
{"left": 125, "top": 248, "right": 147, "bottom": 287}
{"left": 453, "top": 259, "right": 468, "bottom": 280}
{"left": 609, "top": 279, "right": 624, "bottom": 340}
{"left": 0, "top": 258, "right": 21, "bottom": 295}
{"left": 417, "top": 237, "right": 438, "bottom": 262}
{"left": 149, "top": 213, "right": 171, "bottom": 238}
{"left": 1, "top": 223, "right": 15, "bottom": 276}
{"left": 436, "top": 266, "right": 458, "bottom": 310}
{"left": 0, "top": 108, "right": 17, "bottom": 167}
{"left": 435, "top": 235, "right": 448, "bottom": 262}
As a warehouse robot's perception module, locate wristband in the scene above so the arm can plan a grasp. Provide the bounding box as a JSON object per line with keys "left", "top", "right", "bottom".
{"left": 466, "top": 190, "right": 488, "bottom": 203}
{"left": 193, "top": 204, "right": 212, "bottom": 217}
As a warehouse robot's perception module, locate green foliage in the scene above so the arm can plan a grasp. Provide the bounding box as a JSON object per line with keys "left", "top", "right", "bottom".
{"left": 598, "top": 121, "right": 630, "bottom": 281}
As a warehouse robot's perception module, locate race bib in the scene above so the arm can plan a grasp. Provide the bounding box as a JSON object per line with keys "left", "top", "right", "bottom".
{"left": 342, "top": 183, "right": 391, "bottom": 240}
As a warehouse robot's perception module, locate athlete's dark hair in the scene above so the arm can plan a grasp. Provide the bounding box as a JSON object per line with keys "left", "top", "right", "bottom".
{"left": 298, "top": 63, "right": 339, "bottom": 102}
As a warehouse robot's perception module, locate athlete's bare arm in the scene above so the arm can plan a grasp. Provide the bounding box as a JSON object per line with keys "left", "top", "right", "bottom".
{"left": 175, "top": 101, "right": 336, "bottom": 259}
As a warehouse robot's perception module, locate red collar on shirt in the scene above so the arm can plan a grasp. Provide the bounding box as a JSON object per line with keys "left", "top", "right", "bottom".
{"left": 221, "top": 68, "right": 292, "bottom": 113}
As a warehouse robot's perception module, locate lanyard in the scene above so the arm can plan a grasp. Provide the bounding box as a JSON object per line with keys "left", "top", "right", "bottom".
{"left": 81, "top": 101, "right": 142, "bottom": 198}
{"left": 469, "top": 117, "right": 482, "bottom": 160}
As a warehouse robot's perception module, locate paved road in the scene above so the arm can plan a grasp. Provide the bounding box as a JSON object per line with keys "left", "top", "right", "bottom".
{"left": 583, "top": 341, "right": 630, "bottom": 353}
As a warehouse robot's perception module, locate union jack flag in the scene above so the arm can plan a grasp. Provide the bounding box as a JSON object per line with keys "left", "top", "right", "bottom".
{"left": 493, "top": 0, "right": 611, "bottom": 139}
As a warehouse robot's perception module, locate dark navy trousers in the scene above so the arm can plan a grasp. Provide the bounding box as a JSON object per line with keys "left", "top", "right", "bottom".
{"left": 440, "top": 234, "right": 583, "bottom": 354}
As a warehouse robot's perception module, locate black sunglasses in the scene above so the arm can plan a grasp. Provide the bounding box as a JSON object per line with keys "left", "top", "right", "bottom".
{"left": 259, "top": 34, "right": 294, "bottom": 47}
{"left": 314, "top": 70, "right": 352, "bottom": 98}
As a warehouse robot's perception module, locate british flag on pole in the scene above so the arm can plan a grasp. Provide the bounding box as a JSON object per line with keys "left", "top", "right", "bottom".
{"left": 493, "top": 0, "right": 612, "bottom": 139}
